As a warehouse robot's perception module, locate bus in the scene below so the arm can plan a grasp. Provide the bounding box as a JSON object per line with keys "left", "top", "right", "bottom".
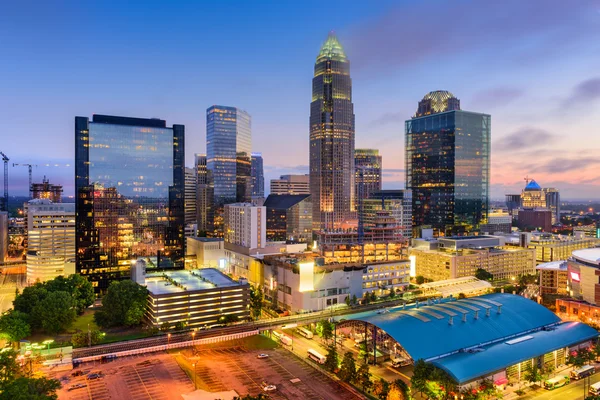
{"left": 589, "top": 382, "right": 600, "bottom": 396}
{"left": 307, "top": 349, "right": 326, "bottom": 364}
{"left": 571, "top": 365, "right": 595, "bottom": 380}
{"left": 297, "top": 327, "right": 313, "bottom": 339}
{"left": 544, "top": 375, "right": 570, "bottom": 390}
{"left": 280, "top": 335, "right": 292, "bottom": 346}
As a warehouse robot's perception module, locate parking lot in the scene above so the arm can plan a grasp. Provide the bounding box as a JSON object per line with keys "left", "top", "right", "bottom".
{"left": 54, "top": 353, "right": 194, "bottom": 400}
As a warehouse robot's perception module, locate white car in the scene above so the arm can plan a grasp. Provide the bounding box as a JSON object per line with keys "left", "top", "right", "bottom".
{"left": 263, "top": 384, "right": 277, "bottom": 392}
{"left": 257, "top": 353, "right": 269, "bottom": 359}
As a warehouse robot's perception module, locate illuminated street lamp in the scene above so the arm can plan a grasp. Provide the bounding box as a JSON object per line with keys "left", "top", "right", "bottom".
{"left": 42, "top": 339, "right": 54, "bottom": 354}
{"left": 167, "top": 333, "right": 171, "bottom": 347}
{"left": 191, "top": 331, "right": 196, "bottom": 346}
{"left": 191, "top": 363, "right": 197, "bottom": 389}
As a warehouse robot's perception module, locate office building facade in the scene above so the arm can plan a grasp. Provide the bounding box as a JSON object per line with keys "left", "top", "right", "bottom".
{"left": 184, "top": 167, "right": 197, "bottom": 225}
{"left": 355, "top": 149, "right": 382, "bottom": 210}
{"left": 206, "top": 106, "right": 252, "bottom": 205}
{"left": 309, "top": 32, "right": 355, "bottom": 230}
{"left": 26, "top": 199, "right": 75, "bottom": 283}
{"left": 405, "top": 91, "right": 490, "bottom": 235}
{"left": 75, "top": 115, "right": 185, "bottom": 290}
{"left": 223, "top": 203, "right": 266, "bottom": 249}
{"left": 264, "top": 194, "right": 312, "bottom": 243}
{"left": 195, "top": 154, "right": 214, "bottom": 235}
{"left": 270, "top": 174, "right": 310, "bottom": 195}
{"left": 251, "top": 152, "right": 264, "bottom": 198}
{"left": 361, "top": 190, "right": 412, "bottom": 239}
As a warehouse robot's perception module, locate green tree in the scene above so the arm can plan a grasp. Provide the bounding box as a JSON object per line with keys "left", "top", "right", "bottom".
{"left": 324, "top": 342, "right": 338, "bottom": 372}
{"left": 411, "top": 359, "right": 433, "bottom": 397}
{"left": 338, "top": 351, "right": 357, "bottom": 383}
{"left": 386, "top": 383, "right": 404, "bottom": 400}
{"left": 31, "top": 291, "right": 76, "bottom": 335}
{"left": 523, "top": 363, "right": 543, "bottom": 386}
{"left": 475, "top": 268, "right": 493, "bottom": 281}
{"left": 351, "top": 294, "right": 357, "bottom": 305}
{"left": 388, "top": 289, "right": 396, "bottom": 299}
{"left": 174, "top": 321, "right": 186, "bottom": 331}
{"left": 233, "top": 395, "right": 269, "bottom": 400}
{"left": 44, "top": 274, "right": 94, "bottom": 314}
{"left": 392, "top": 379, "right": 410, "bottom": 400}
{"left": 318, "top": 319, "right": 333, "bottom": 342}
{"left": 415, "top": 276, "right": 425, "bottom": 285}
{"left": 345, "top": 295, "right": 351, "bottom": 306}
{"left": 370, "top": 292, "right": 377, "bottom": 302}
{"left": 0, "top": 349, "right": 20, "bottom": 384}
{"left": 13, "top": 284, "right": 48, "bottom": 322}
{"left": 356, "top": 363, "right": 372, "bottom": 392}
{"left": 0, "top": 310, "right": 30, "bottom": 344}
{"left": 0, "top": 376, "right": 61, "bottom": 400}
{"left": 373, "top": 378, "right": 390, "bottom": 400}
{"left": 593, "top": 340, "right": 600, "bottom": 361}
{"left": 71, "top": 330, "right": 103, "bottom": 347}
{"left": 94, "top": 280, "right": 149, "bottom": 328}
{"left": 359, "top": 341, "right": 369, "bottom": 364}
{"left": 249, "top": 286, "right": 264, "bottom": 320}
{"left": 160, "top": 321, "right": 172, "bottom": 332}
{"left": 219, "top": 314, "right": 240, "bottom": 325}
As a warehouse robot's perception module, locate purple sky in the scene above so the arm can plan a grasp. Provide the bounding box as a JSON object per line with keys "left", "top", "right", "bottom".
{"left": 1, "top": 0, "right": 600, "bottom": 200}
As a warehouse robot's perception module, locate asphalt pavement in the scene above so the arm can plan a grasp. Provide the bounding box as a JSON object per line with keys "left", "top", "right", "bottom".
{"left": 520, "top": 372, "right": 600, "bottom": 400}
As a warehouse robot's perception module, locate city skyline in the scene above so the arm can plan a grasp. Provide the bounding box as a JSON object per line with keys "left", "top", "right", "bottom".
{"left": 2, "top": 1, "right": 600, "bottom": 200}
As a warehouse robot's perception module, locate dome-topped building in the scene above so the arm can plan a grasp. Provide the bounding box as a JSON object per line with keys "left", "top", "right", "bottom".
{"left": 415, "top": 90, "right": 461, "bottom": 117}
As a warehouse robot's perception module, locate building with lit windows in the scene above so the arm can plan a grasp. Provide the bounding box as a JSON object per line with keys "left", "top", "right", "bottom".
{"left": 566, "top": 248, "right": 600, "bottom": 305}
{"left": 31, "top": 177, "right": 63, "bottom": 203}
{"left": 309, "top": 32, "right": 355, "bottom": 230}
{"left": 405, "top": 91, "right": 490, "bottom": 236}
{"left": 206, "top": 106, "right": 252, "bottom": 205}
{"left": 184, "top": 167, "right": 197, "bottom": 225}
{"left": 519, "top": 179, "right": 561, "bottom": 225}
{"left": 251, "top": 153, "right": 264, "bottom": 198}
{"left": 536, "top": 260, "right": 568, "bottom": 295}
{"left": 270, "top": 174, "right": 310, "bottom": 195}
{"left": 361, "top": 190, "right": 412, "bottom": 239}
{"left": 145, "top": 268, "right": 250, "bottom": 328}
{"left": 355, "top": 149, "right": 382, "bottom": 209}
{"left": 410, "top": 236, "right": 535, "bottom": 282}
{"left": 223, "top": 203, "right": 265, "bottom": 249}
{"left": 501, "top": 231, "right": 600, "bottom": 263}
{"left": 263, "top": 194, "right": 312, "bottom": 243}
{"left": 195, "top": 154, "right": 214, "bottom": 235}
{"left": 75, "top": 114, "right": 185, "bottom": 290}
{"left": 479, "top": 209, "right": 512, "bottom": 234}
{"left": 26, "top": 199, "right": 75, "bottom": 283}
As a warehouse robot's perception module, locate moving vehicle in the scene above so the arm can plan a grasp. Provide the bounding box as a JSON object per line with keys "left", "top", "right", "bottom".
{"left": 307, "top": 349, "right": 326, "bottom": 364}
{"left": 280, "top": 335, "right": 292, "bottom": 346}
{"left": 68, "top": 383, "right": 87, "bottom": 391}
{"left": 544, "top": 375, "right": 569, "bottom": 390}
{"left": 589, "top": 381, "right": 600, "bottom": 396}
{"left": 257, "top": 354, "right": 269, "bottom": 359}
{"left": 391, "top": 358, "right": 411, "bottom": 368}
{"left": 571, "top": 365, "right": 595, "bottom": 380}
{"left": 297, "top": 327, "right": 313, "bottom": 339}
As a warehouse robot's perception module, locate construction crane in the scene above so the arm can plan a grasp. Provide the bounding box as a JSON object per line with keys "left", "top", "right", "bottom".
{"left": 13, "top": 163, "right": 37, "bottom": 199}
{"left": 0, "top": 152, "right": 8, "bottom": 212}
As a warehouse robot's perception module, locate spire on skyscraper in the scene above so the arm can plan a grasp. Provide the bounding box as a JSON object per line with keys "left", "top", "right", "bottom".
{"left": 317, "top": 31, "right": 347, "bottom": 63}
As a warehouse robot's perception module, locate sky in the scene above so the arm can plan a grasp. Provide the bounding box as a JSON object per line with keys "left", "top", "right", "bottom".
{"left": 1, "top": 0, "right": 600, "bottom": 200}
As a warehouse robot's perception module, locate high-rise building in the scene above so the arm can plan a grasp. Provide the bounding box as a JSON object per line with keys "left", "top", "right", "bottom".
{"left": 264, "top": 194, "right": 312, "bottom": 243}
{"left": 270, "top": 175, "right": 310, "bottom": 195}
{"left": 223, "top": 203, "right": 265, "bottom": 249}
{"left": 206, "top": 106, "right": 252, "bottom": 205}
{"left": 544, "top": 188, "right": 560, "bottom": 224}
{"left": 355, "top": 149, "right": 382, "bottom": 210}
{"left": 309, "top": 32, "right": 355, "bottom": 230}
{"left": 184, "top": 167, "right": 197, "bottom": 225}
{"left": 75, "top": 115, "right": 185, "bottom": 290}
{"left": 31, "top": 176, "right": 63, "bottom": 203}
{"left": 405, "top": 91, "right": 490, "bottom": 235}
{"left": 251, "top": 152, "right": 264, "bottom": 198}
{"left": 195, "top": 154, "right": 214, "bottom": 235}
{"left": 505, "top": 194, "right": 521, "bottom": 214}
{"left": 26, "top": 199, "right": 75, "bottom": 283}
{"left": 361, "top": 190, "right": 412, "bottom": 239}
{"left": 520, "top": 179, "right": 561, "bottom": 226}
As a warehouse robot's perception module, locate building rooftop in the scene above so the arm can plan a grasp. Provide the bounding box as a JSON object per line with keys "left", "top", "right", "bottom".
{"left": 316, "top": 31, "right": 347, "bottom": 63}
{"left": 420, "top": 277, "right": 492, "bottom": 297}
{"left": 572, "top": 248, "right": 600, "bottom": 266}
{"left": 524, "top": 179, "right": 542, "bottom": 191}
{"left": 145, "top": 268, "right": 242, "bottom": 295}
{"left": 536, "top": 260, "right": 568, "bottom": 271}
{"left": 188, "top": 237, "right": 224, "bottom": 243}
{"left": 264, "top": 194, "right": 310, "bottom": 209}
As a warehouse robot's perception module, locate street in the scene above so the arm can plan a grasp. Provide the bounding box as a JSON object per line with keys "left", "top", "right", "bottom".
{"left": 521, "top": 373, "right": 600, "bottom": 400}
{"left": 0, "top": 266, "right": 25, "bottom": 314}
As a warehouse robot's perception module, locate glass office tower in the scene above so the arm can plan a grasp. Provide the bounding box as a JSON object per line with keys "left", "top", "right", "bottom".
{"left": 405, "top": 91, "right": 490, "bottom": 235}
{"left": 309, "top": 32, "right": 355, "bottom": 230}
{"left": 206, "top": 106, "right": 252, "bottom": 205}
{"left": 251, "top": 152, "right": 264, "bottom": 198}
{"left": 75, "top": 115, "right": 184, "bottom": 290}
{"left": 355, "top": 149, "right": 382, "bottom": 210}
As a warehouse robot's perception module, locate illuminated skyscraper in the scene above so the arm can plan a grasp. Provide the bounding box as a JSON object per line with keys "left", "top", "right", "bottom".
{"left": 195, "top": 154, "right": 214, "bottom": 234}
{"left": 309, "top": 32, "right": 355, "bottom": 230}
{"left": 75, "top": 115, "right": 185, "bottom": 290}
{"left": 355, "top": 149, "right": 382, "bottom": 209}
{"left": 251, "top": 152, "right": 264, "bottom": 198}
{"left": 405, "top": 91, "right": 490, "bottom": 235}
{"left": 206, "top": 106, "right": 252, "bottom": 205}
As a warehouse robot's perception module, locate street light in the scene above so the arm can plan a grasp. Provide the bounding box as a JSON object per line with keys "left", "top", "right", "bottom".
{"left": 191, "top": 363, "right": 197, "bottom": 389}
{"left": 167, "top": 333, "right": 171, "bottom": 348}
{"left": 191, "top": 331, "right": 196, "bottom": 346}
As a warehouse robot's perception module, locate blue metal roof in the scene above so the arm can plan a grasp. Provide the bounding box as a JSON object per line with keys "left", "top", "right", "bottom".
{"left": 335, "top": 294, "right": 562, "bottom": 361}
{"left": 524, "top": 179, "right": 542, "bottom": 191}
{"left": 432, "top": 321, "right": 598, "bottom": 383}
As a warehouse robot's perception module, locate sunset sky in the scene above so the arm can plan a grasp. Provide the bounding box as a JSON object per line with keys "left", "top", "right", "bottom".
{"left": 2, "top": 0, "right": 600, "bottom": 200}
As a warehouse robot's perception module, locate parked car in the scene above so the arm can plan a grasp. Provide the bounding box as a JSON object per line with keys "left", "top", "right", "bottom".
{"left": 263, "top": 385, "right": 277, "bottom": 392}
{"left": 68, "top": 383, "right": 87, "bottom": 391}
{"left": 257, "top": 354, "right": 269, "bottom": 359}
{"left": 71, "top": 371, "right": 86, "bottom": 377}
{"left": 86, "top": 373, "right": 102, "bottom": 380}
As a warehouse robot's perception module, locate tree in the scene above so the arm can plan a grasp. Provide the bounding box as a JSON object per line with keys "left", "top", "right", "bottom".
{"left": 593, "top": 340, "right": 600, "bottom": 361}
{"left": 386, "top": 384, "right": 404, "bottom": 400}
{"left": 13, "top": 284, "right": 48, "bottom": 320}
{"left": 457, "top": 292, "right": 467, "bottom": 299}
{"left": 233, "top": 395, "right": 269, "bottom": 400}
{"left": 373, "top": 378, "right": 390, "bottom": 400}
{"left": 318, "top": 320, "right": 333, "bottom": 342}
{"left": 31, "top": 291, "right": 76, "bottom": 335}
{"left": 523, "top": 363, "right": 543, "bottom": 386}
{"left": 475, "top": 268, "right": 493, "bottom": 281}
{"left": 411, "top": 359, "right": 433, "bottom": 396}
{"left": 388, "top": 289, "right": 396, "bottom": 299}
{"left": 94, "top": 280, "right": 149, "bottom": 328}
{"left": 0, "top": 349, "right": 20, "bottom": 384}
{"left": 345, "top": 295, "right": 351, "bottom": 306}
{"left": 351, "top": 294, "right": 357, "bottom": 305}
{"left": 359, "top": 341, "right": 369, "bottom": 364}
{"left": 249, "top": 286, "right": 264, "bottom": 320}
{"left": 0, "top": 310, "right": 30, "bottom": 344}
{"left": 71, "top": 330, "right": 103, "bottom": 347}
{"left": 415, "top": 276, "right": 425, "bottom": 285}
{"left": 160, "top": 322, "right": 172, "bottom": 332}
{"left": 324, "top": 342, "right": 338, "bottom": 372}
{"left": 0, "top": 377, "right": 61, "bottom": 400}
{"left": 44, "top": 274, "right": 94, "bottom": 314}
{"left": 370, "top": 292, "right": 377, "bottom": 302}
{"left": 338, "top": 352, "right": 357, "bottom": 383}
{"left": 219, "top": 314, "right": 240, "bottom": 325}
{"left": 356, "top": 363, "right": 372, "bottom": 392}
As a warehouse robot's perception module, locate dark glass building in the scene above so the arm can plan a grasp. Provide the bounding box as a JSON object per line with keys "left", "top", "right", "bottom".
{"left": 309, "top": 32, "right": 355, "bottom": 230}
{"left": 264, "top": 194, "right": 312, "bottom": 243}
{"left": 195, "top": 154, "right": 214, "bottom": 235}
{"left": 75, "top": 115, "right": 184, "bottom": 290}
{"left": 355, "top": 149, "right": 382, "bottom": 210}
{"left": 206, "top": 106, "right": 252, "bottom": 205}
{"left": 251, "top": 152, "right": 264, "bottom": 198}
{"left": 405, "top": 91, "right": 490, "bottom": 235}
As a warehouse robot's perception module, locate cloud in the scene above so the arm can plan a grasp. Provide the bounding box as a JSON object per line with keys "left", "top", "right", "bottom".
{"left": 370, "top": 111, "right": 405, "bottom": 126}
{"left": 346, "top": 1, "right": 599, "bottom": 72}
{"left": 561, "top": 78, "right": 600, "bottom": 107}
{"left": 471, "top": 87, "right": 524, "bottom": 108}
{"left": 531, "top": 157, "right": 600, "bottom": 174}
{"left": 493, "top": 128, "right": 556, "bottom": 152}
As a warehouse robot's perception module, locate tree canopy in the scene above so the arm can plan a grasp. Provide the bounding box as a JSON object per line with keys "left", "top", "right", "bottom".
{"left": 338, "top": 351, "right": 357, "bottom": 383}
{"left": 0, "top": 310, "right": 30, "bottom": 344}
{"left": 94, "top": 280, "right": 149, "bottom": 328}
{"left": 0, "top": 350, "right": 60, "bottom": 400}
{"left": 249, "top": 286, "right": 263, "bottom": 320}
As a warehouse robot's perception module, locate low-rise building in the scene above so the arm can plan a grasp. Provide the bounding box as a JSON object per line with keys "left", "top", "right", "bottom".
{"left": 536, "top": 260, "right": 568, "bottom": 295}
{"left": 419, "top": 277, "right": 492, "bottom": 298}
{"left": 186, "top": 237, "right": 225, "bottom": 269}
{"left": 516, "top": 209, "right": 552, "bottom": 232}
{"left": 145, "top": 268, "right": 250, "bottom": 328}
{"left": 361, "top": 190, "right": 412, "bottom": 239}
{"left": 479, "top": 209, "right": 512, "bottom": 234}
{"left": 500, "top": 231, "right": 600, "bottom": 263}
